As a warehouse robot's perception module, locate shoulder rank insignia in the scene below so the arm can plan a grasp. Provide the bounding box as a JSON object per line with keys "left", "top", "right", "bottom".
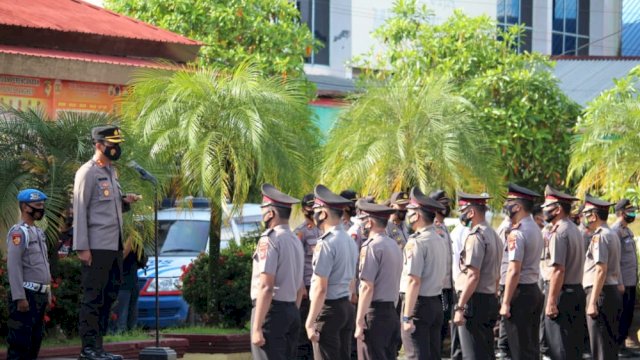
{"left": 261, "top": 228, "right": 274, "bottom": 237}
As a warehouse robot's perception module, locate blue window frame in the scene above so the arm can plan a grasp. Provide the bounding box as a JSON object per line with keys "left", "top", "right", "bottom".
{"left": 552, "top": 0, "right": 589, "bottom": 55}
{"left": 497, "top": 0, "right": 533, "bottom": 53}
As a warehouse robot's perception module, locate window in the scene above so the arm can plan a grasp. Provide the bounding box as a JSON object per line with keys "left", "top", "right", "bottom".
{"left": 552, "top": 0, "right": 589, "bottom": 55}
{"left": 298, "top": 0, "right": 330, "bottom": 65}
{"left": 622, "top": 0, "right": 640, "bottom": 56}
{"left": 497, "top": 0, "right": 533, "bottom": 53}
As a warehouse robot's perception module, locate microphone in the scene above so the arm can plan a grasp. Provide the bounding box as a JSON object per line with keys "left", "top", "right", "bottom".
{"left": 128, "top": 160, "right": 158, "bottom": 185}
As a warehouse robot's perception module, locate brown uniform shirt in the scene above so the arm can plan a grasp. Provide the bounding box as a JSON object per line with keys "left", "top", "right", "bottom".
{"left": 455, "top": 221, "right": 502, "bottom": 294}
{"left": 294, "top": 220, "right": 321, "bottom": 287}
{"left": 611, "top": 220, "right": 638, "bottom": 287}
{"left": 542, "top": 218, "right": 585, "bottom": 285}
{"left": 400, "top": 225, "right": 447, "bottom": 297}
{"left": 358, "top": 233, "right": 403, "bottom": 302}
{"left": 583, "top": 225, "right": 622, "bottom": 288}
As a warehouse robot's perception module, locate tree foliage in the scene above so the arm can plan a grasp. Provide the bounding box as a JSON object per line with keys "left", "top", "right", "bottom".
{"left": 568, "top": 66, "right": 640, "bottom": 201}
{"left": 321, "top": 75, "right": 502, "bottom": 199}
{"left": 121, "top": 61, "right": 320, "bottom": 319}
{"left": 354, "top": 0, "right": 581, "bottom": 192}
{"left": 106, "top": 0, "right": 318, "bottom": 78}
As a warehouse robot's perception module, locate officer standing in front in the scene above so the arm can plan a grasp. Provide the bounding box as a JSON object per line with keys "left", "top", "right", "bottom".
{"left": 353, "top": 200, "right": 403, "bottom": 359}
{"left": 73, "top": 125, "right": 140, "bottom": 360}
{"left": 294, "top": 193, "right": 321, "bottom": 359}
{"left": 386, "top": 191, "right": 410, "bottom": 249}
{"left": 612, "top": 199, "right": 639, "bottom": 358}
{"left": 452, "top": 191, "right": 502, "bottom": 360}
{"left": 499, "top": 184, "right": 544, "bottom": 360}
{"left": 429, "top": 190, "right": 455, "bottom": 358}
{"left": 6, "top": 189, "right": 51, "bottom": 360}
{"left": 305, "top": 185, "right": 358, "bottom": 360}
{"left": 540, "top": 185, "right": 585, "bottom": 360}
{"left": 582, "top": 195, "right": 623, "bottom": 360}
{"left": 400, "top": 187, "right": 448, "bottom": 360}
{"left": 251, "top": 184, "right": 305, "bottom": 360}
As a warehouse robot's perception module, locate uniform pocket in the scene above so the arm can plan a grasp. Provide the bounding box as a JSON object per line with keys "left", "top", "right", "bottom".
{"left": 96, "top": 178, "right": 114, "bottom": 201}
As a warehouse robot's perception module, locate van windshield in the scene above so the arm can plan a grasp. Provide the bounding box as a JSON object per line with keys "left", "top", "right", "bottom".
{"left": 159, "top": 220, "right": 210, "bottom": 255}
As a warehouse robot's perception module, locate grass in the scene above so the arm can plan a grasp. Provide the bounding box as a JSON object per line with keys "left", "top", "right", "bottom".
{"left": 161, "top": 325, "right": 248, "bottom": 335}
{"left": 0, "top": 329, "right": 152, "bottom": 350}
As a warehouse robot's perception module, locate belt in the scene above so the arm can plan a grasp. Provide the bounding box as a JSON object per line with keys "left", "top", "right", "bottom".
{"left": 251, "top": 299, "right": 295, "bottom": 307}
{"left": 23, "top": 282, "right": 50, "bottom": 294}
{"left": 370, "top": 301, "right": 395, "bottom": 309}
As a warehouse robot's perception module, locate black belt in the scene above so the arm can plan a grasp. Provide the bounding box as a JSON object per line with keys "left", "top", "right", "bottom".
{"left": 370, "top": 301, "right": 395, "bottom": 309}
{"left": 517, "top": 283, "right": 539, "bottom": 288}
{"left": 399, "top": 293, "right": 440, "bottom": 300}
{"left": 251, "top": 299, "right": 295, "bottom": 307}
{"left": 324, "top": 296, "right": 349, "bottom": 304}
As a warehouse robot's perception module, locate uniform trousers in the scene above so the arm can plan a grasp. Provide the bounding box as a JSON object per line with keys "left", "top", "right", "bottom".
{"left": 618, "top": 286, "right": 636, "bottom": 347}
{"left": 497, "top": 285, "right": 510, "bottom": 357}
{"left": 251, "top": 300, "right": 300, "bottom": 360}
{"left": 6, "top": 289, "right": 48, "bottom": 360}
{"left": 457, "top": 292, "right": 498, "bottom": 360}
{"left": 401, "top": 295, "right": 444, "bottom": 360}
{"left": 313, "top": 297, "right": 354, "bottom": 360}
{"left": 504, "top": 283, "right": 544, "bottom": 360}
{"left": 79, "top": 249, "right": 122, "bottom": 350}
{"left": 362, "top": 301, "right": 399, "bottom": 360}
{"left": 297, "top": 286, "right": 313, "bottom": 359}
{"left": 449, "top": 289, "right": 462, "bottom": 360}
{"left": 585, "top": 285, "right": 622, "bottom": 360}
{"left": 543, "top": 284, "right": 585, "bottom": 360}
{"left": 440, "top": 288, "right": 454, "bottom": 353}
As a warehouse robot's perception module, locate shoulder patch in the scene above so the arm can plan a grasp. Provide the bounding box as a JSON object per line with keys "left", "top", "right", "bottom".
{"left": 257, "top": 237, "right": 270, "bottom": 260}
{"left": 591, "top": 234, "right": 600, "bottom": 244}
{"left": 11, "top": 231, "right": 22, "bottom": 246}
{"left": 359, "top": 247, "right": 367, "bottom": 266}
{"left": 507, "top": 231, "right": 517, "bottom": 251}
{"left": 405, "top": 240, "right": 415, "bottom": 258}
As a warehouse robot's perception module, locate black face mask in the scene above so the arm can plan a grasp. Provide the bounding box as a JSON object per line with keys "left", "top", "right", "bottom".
{"left": 65, "top": 216, "right": 73, "bottom": 226}
{"left": 102, "top": 143, "right": 122, "bottom": 161}
{"left": 543, "top": 207, "right": 557, "bottom": 223}
{"left": 395, "top": 210, "right": 407, "bottom": 221}
{"left": 503, "top": 203, "right": 518, "bottom": 219}
{"left": 459, "top": 211, "right": 472, "bottom": 227}
{"left": 262, "top": 210, "right": 274, "bottom": 229}
{"left": 360, "top": 219, "right": 371, "bottom": 239}
{"left": 313, "top": 211, "right": 325, "bottom": 227}
{"left": 304, "top": 209, "right": 314, "bottom": 219}
{"left": 441, "top": 206, "right": 451, "bottom": 218}
{"left": 624, "top": 215, "right": 636, "bottom": 224}
{"left": 26, "top": 204, "right": 45, "bottom": 221}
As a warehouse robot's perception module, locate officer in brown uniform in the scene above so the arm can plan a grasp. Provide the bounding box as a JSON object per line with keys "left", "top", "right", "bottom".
{"left": 305, "top": 185, "right": 358, "bottom": 360}
{"left": 612, "top": 199, "right": 639, "bottom": 357}
{"left": 73, "top": 125, "right": 139, "bottom": 360}
{"left": 386, "top": 191, "right": 410, "bottom": 249}
{"left": 496, "top": 214, "right": 512, "bottom": 360}
{"left": 429, "top": 190, "right": 455, "bottom": 357}
{"left": 499, "top": 184, "right": 544, "bottom": 360}
{"left": 353, "top": 201, "right": 403, "bottom": 360}
{"left": 452, "top": 191, "right": 502, "bottom": 360}
{"left": 400, "top": 187, "right": 448, "bottom": 360}
{"left": 540, "top": 185, "right": 585, "bottom": 360}
{"left": 6, "top": 189, "right": 51, "bottom": 360}
{"left": 581, "top": 195, "right": 623, "bottom": 360}
{"left": 295, "top": 193, "right": 321, "bottom": 359}
{"left": 251, "top": 184, "right": 305, "bottom": 360}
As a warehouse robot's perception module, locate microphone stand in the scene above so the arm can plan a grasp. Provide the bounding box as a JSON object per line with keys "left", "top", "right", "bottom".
{"left": 136, "top": 168, "right": 176, "bottom": 360}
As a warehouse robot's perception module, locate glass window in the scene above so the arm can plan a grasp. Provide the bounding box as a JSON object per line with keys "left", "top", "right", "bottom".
{"left": 496, "top": 0, "right": 533, "bottom": 53}
{"left": 159, "top": 220, "right": 210, "bottom": 256}
{"left": 552, "top": 0, "right": 588, "bottom": 55}
{"left": 299, "top": 0, "right": 330, "bottom": 66}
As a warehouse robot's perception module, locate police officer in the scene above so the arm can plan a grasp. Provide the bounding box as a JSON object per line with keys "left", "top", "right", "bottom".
{"left": 73, "top": 125, "right": 139, "bottom": 360}
{"left": 400, "top": 187, "right": 448, "bottom": 360}
{"left": 581, "top": 195, "right": 623, "bottom": 360}
{"left": 386, "top": 191, "right": 410, "bottom": 249}
{"left": 452, "top": 191, "right": 502, "bottom": 360}
{"left": 353, "top": 200, "right": 403, "bottom": 359}
{"left": 6, "top": 189, "right": 51, "bottom": 360}
{"left": 340, "top": 190, "right": 358, "bottom": 230}
{"left": 540, "top": 185, "right": 585, "bottom": 360}
{"left": 294, "top": 193, "right": 321, "bottom": 359}
{"left": 499, "top": 184, "right": 544, "bottom": 360}
{"left": 429, "top": 190, "right": 455, "bottom": 358}
{"left": 305, "top": 185, "right": 358, "bottom": 360}
{"left": 612, "top": 199, "right": 639, "bottom": 357}
{"left": 251, "top": 184, "right": 305, "bottom": 360}
{"left": 496, "top": 214, "right": 512, "bottom": 360}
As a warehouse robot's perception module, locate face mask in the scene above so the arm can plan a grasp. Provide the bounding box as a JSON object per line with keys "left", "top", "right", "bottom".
{"left": 102, "top": 143, "right": 122, "bottom": 161}
{"left": 459, "top": 211, "right": 472, "bottom": 227}
{"left": 582, "top": 214, "right": 592, "bottom": 228}
{"left": 345, "top": 207, "right": 357, "bottom": 218}
{"left": 543, "top": 207, "right": 557, "bottom": 223}
{"left": 441, "top": 206, "right": 451, "bottom": 218}
{"left": 313, "top": 211, "right": 325, "bottom": 227}
{"left": 395, "top": 210, "right": 407, "bottom": 221}
{"left": 360, "top": 219, "right": 371, "bottom": 239}
{"left": 26, "top": 204, "right": 45, "bottom": 221}
{"left": 262, "top": 210, "right": 274, "bottom": 229}
{"left": 406, "top": 210, "right": 418, "bottom": 228}
{"left": 503, "top": 203, "right": 518, "bottom": 219}
{"left": 624, "top": 212, "right": 636, "bottom": 224}
{"left": 303, "top": 209, "right": 314, "bottom": 219}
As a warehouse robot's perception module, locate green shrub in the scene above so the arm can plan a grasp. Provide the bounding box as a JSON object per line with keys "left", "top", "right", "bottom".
{"left": 47, "top": 256, "right": 82, "bottom": 336}
{"left": 182, "top": 238, "right": 255, "bottom": 328}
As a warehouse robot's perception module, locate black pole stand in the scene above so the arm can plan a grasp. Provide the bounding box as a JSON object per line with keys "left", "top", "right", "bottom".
{"left": 136, "top": 171, "right": 176, "bottom": 360}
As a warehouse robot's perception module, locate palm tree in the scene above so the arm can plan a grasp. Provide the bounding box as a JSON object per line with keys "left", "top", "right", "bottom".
{"left": 321, "top": 75, "right": 503, "bottom": 200}
{"left": 0, "top": 107, "right": 156, "bottom": 256}
{"left": 568, "top": 66, "right": 640, "bottom": 201}
{"left": 121, "top": 61, "right": 320, "bottom": 319}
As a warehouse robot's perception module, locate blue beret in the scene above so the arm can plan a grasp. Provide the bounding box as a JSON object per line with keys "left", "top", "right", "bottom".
{"left": 17, "top": 189, "right": 48, "bottom": 203}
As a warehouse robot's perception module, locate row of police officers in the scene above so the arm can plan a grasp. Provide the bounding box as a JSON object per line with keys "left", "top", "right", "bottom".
{"left": 250, "top": 182, "right": 638, "bottom": 360}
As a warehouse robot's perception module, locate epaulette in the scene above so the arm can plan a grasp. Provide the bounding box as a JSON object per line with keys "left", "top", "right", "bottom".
{"left": 593, "top": 227, "right": 603, "bottom": 235}
{"left": 261, "top": 228, "right": 274, "bottom": 237}
{"left": 469, "top": 224, "right": 481, "bottom": 235}
{"left": 511, "top": 222, "right": 522, "bottom": 230}
{"left": 321, "top": 231, "right": 332, "bottom": 240}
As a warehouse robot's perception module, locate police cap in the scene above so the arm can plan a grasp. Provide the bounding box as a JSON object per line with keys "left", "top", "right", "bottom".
{"left": 261, "top": 183, "right": 300, "bottom": 208}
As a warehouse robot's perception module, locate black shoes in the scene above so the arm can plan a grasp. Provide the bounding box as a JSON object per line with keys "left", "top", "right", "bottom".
{"left": 78, "top": 347, "right": 123, "bottom": 360}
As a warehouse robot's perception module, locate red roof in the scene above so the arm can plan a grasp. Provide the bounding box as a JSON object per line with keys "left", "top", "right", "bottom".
{"left": 0, "top": 0, "right": 201, "bottom": 46}
{"left": 0, "top": 44, "right": 176, "bottom": 69}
